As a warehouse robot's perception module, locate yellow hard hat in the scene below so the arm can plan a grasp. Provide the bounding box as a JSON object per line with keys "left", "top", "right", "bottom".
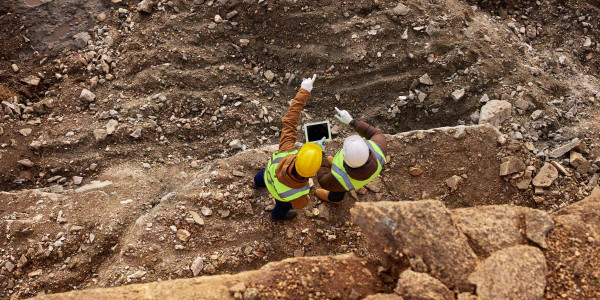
{"left": 295, "top": 143, "right": 322, "bottom": 178}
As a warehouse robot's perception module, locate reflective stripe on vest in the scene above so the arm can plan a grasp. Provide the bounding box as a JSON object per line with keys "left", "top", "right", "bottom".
{"left": 264, "top": 150, "right": 311, "bottom": 202}
{"left": 331, "top": 140, "right": 385, "bottom": 191}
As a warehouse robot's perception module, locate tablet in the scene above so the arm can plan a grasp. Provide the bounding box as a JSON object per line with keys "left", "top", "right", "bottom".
{"left": 304, "top": 121, "right": 332, "bottom": 143}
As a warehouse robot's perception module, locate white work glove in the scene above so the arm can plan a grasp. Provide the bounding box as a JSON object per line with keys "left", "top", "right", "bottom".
{"left": 335, "top": 107, "right": 353, "bottom": 125}
{"left": 314, "top": 136, "right": 326, "bottom": 151}
{"left": 301, "top": 74, "right": 317, "bottom": 92}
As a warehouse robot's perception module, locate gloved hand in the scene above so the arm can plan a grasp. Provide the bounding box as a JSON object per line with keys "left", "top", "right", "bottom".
{"left": 315, "top": 136, "right": 327, "bottom": 151}
{"left": 335, "top": 107, "right": 353, "bottom": 125}
{"left": 301, "top": 74, "right": 317, "bottom": 92}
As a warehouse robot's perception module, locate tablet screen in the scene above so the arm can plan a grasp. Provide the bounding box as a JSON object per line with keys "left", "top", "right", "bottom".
{"left": 305, "top": 122, "right": 330, "bottom": 142}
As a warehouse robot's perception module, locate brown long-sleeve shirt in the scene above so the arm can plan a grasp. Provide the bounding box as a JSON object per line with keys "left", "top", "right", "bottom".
{"left": 272, "top": 88, "right": 311, "bottom": 208}
{"left": 317, "top": 119, "right": 387, "bottom": 192}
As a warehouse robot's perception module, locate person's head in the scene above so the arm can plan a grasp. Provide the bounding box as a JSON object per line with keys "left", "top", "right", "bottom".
{"left": 343, "top": 135, "right": 369, "bottom": 168}
{"left": 295, "top": 142, "right": 322, "bottom": 177}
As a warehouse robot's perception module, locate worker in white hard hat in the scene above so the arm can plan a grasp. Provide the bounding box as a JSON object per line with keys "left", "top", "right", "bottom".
{"left": 315, "top": 107, "right": 387, "bottom": 204}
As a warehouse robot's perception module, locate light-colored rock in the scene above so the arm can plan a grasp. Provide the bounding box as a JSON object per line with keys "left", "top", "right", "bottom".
{"left": 548, "top": 138, "right": 581, "bottom": 158}
{"left": 419, "top": 74, "right": 434, "bottom": 85}
{"left": 80, "top": 89, "right": 96, "bottom": 103}
{"left": 19, "top": 128, "right": 32, "bottom": 137}
{"left": 451, "top": 205, "right": 553, "bottom": 255}
{"left": 569, "top": 151, "right": 584, "bottom": 167}
{"left": 532, "top": 163, "right": 558, "bottom": 187}
{"left": 75, "top": 180, "right": 113, "bottom": 193}
{"left": 189, "top": 211, "right": 204, "bottom": 225}
{"left": 479, "top": 100, "right": 512, "bottom": 127}
{"left": 351, "top": 201, "right": 477, "bottom": 290}
{"left": 239, "top": 39, "right": 250, "bottom": 47}
{"left": 18, "top": 159, "right": 34, "bottom": 168}
{"left": 499, "top": 157, "right": 526, "bottom": 176}
{"left": 395, "top": 270, "right": 453, "bottom": 300}
{"left": 137, "top": 0, "right": 155, "bottom": 13}
{"left": 73, "top": 176, "right": 83, "bottom": 185}
{"left": 176, "top": 229, "right": 191, "bottom": 242}
{"left": 106, "top": 119, "right": 118, "bottom": 135}
{"left": 229, "top": 139, "right": 243, "bottom": 149}
{"left": 451, "top": 88, "right": 465, "bottom": 101}
{"left": 390, "top": 2, "right": 410, "bottom": 16}
{"left": 468, "top": 245, "right": 546, "bottom": 300}
{"left": 73, "top": 32, "right": 91, "bottom": 49}
{"left": 93, "top": 129, "right": 108, "bottom": 142}
{"left": 264, "top": 70, "right": 275, "bottom": 81}
{"left": 22, "top": 75, "right": 40, "bottom": 86}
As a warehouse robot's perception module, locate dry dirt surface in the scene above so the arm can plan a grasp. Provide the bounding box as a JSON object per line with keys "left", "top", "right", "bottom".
{"left": 1, "top": 0, "right": 600, "bottom": 298}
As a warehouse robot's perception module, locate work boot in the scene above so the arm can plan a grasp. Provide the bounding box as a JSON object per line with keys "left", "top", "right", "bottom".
{"left": 316, "top": 188, "right": 342, "bottom": 205}
{"left": 285, "top": 209, "right": 298, "bottom": 220}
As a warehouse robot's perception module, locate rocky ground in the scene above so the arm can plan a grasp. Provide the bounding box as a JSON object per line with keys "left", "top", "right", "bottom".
{"left": 1, "top": 0, "right": 600, "bottom": 299}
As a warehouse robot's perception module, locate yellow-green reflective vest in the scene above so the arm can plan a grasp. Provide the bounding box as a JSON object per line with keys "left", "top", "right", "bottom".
{"left": 331, "top": 140, "right": 385, "bottom": 191}
{"left": 264, "top": 150, "right": 310, "bottom": 202}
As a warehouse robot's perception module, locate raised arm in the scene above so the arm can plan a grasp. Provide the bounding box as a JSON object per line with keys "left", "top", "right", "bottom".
{"left": 278, "top": 75, "right": 317, "bottom": 152}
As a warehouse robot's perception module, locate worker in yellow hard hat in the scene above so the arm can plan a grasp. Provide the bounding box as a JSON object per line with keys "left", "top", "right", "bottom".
{"left": 253, "top": 74, "right": 322, "bottom": 220}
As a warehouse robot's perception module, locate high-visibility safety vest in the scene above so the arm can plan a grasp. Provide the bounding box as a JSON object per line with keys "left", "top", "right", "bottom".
{"left": 264, "top": 150, "right": 311, "bottom": 202}
{"left": 331, "top": 140, "right": 385, "bottom": 191}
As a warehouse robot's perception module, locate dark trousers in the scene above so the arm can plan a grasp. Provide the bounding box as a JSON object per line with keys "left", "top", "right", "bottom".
{"left": 254, "top": 169, "right": 293, "bottom": 220}
{"left": 329, "top": 191, "right": 345, "bottom": 202}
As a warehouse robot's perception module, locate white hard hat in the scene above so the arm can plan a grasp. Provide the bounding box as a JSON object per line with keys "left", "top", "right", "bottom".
{"left": 343, "top": 135, "right": 370, "bottom": 168}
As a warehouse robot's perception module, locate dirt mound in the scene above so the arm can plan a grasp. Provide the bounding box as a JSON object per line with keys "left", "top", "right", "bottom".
{"left": 1, "top": 0, "right": 600, "bottom": 298}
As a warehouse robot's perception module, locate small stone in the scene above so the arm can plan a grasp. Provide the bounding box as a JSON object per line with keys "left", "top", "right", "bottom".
{"left": 480, "top": 94, "right": 490, "bottom": 103}
{"left": 532, "top": 163, "right": 558, "bottom": 187}
{"left": 5, "top": 261, "right": 15, "bottom": 272}
{"left": 143, "top": 163, "right": 151, "bottom": 169}
{"left": 264, "top": 70, "right": 275, "bottom": 81}
{"left": 80, "top": 89, "right": 96, "bottom": 103}
{"left": 514, "top": 99, "right": 530, "bottom": 111}
{"left": 214, "top": 14, "right": 223, "bottom": 23}
{"left": 22, "top": 75, "right": 40, "bottom": 86}
{"left": 176, "top": 229, "right": 191, "bottom": 242}
{"left": 201, "top": 207, "right": 213, "bottom": 216}
{"left": 93, "top": 129, "right": 108, "bottom": 142}
{"left": 479, "top": 100, "right": 512, "bottom": 127}
{"left": 225, "top": 10, "right": 238, "bottom": 19}
{"left": 106, "top": 119, "right": 118, "bottom": 135}
{"left": 11, "top": 64, "right": 19, "bottom": 73}
{"left": 419, "top": 74, "right": 434, "bottom": 86}
{"left": 219, "top": 209, "right": 231, "bottom": 218}
{"left": 531, "top": 110, "right": 543, "bottom": 120}
{"left": 583, "top": 37, "right": 592, "bottom": 48}
{"left": 189, "top": 211, "right": 204, "bottom": 225}
{"left": 239, "top": 39, "right": 250, "bottom": 47}
{"left": 229, "top": 139, "right": 243, "bottom": 149}
{"left": 390, "top": 3, "right": 410, "bottom": 16}
{"left": 130, "top": 129, "right": 142, "bottom": 139}
{"left": 19, "top": 128, "right": 32, "bottom": 137}
{"left": 451, "top": 89, "right": 465, "bottom": 101}
{"left": 96, "top": 12, "right": 107, "bottom": 22}
{"left": 499, "top": 157, "right": 526, "bottom": 176}
{"left": 445, "top": 175, "right": 462, "bottom": 191}
{"left": 138, "top": 0, "right": 155, "bottom": 13}
{"left": 409, "top": 167, "right": 423, "bottom": 176}
{"left": 28, "top": 269, "right": 42, "bottom": 278}
{"left": 73, "top": 176, "right": 83, "bottom": 185}
{"left": 18, "top": 159, "right": 34, "bottom": 168}
{"left": 570, "top": 152, "right": 584, "bottom": 167}
{"left": 549, "top": 139, "right": 582, "bottom": 159}
{"left": 191, "top": 257, "right": 204, "bottom": 276}
{"left": 73, "top": 32, "right": 91, "bottom": 49}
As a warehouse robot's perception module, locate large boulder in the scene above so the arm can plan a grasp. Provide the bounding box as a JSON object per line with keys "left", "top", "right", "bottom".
{"left": 351, "top": 200, "right": 477, "bottom": 290}
{"left": 468, "top": 245, "right": 546, "bottom": 300}
{"left": 395, "top": 270, "right": 453, "bottom": 300}
{"left": 32, "top": 254, "right": 381, "bottom": 300}
{"left": 451, "top": 205, "right": 553, "bottom": 256}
